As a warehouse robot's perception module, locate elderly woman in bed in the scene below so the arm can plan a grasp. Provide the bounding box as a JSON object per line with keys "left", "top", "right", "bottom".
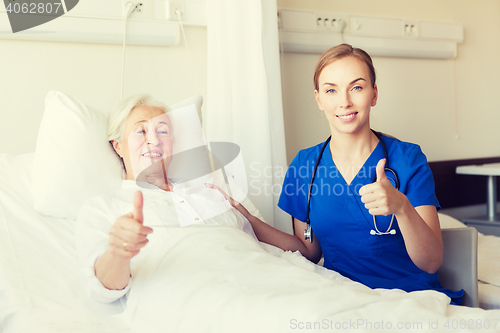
{"left": 75, "top": 94, "right": 254, "bottom": 303}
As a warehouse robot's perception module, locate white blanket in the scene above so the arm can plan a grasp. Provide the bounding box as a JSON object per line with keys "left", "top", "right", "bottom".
{"left": 0, "top": 154, "right": 125, "bottom": 332}
{"left": 124, "top": 225, "right": 499, "bottom": 333}
{"left": 2, "top": 154, "right": 500, "bottom": 333}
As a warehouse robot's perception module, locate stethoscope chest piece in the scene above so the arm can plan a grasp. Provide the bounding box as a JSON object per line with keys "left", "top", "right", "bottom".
{"left": 304, "top": 224, "right": 313, "bottom": 243}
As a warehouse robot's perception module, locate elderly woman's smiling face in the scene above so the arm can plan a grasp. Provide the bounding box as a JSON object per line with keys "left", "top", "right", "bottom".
{"left": 113, "top": 105, "right": 173, "bottom": 181}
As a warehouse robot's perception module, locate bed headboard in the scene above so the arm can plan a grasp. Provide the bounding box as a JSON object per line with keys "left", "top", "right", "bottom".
{"left": 428, "top": 157, "right": 500, "bottom": 209}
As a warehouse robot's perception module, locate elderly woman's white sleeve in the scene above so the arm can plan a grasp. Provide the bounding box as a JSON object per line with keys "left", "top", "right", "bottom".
{"left": 75, "top": 195, "right": 132, "bottom": 303}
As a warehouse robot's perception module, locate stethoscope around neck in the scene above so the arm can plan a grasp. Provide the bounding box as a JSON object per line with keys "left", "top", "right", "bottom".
{"left": 304, "top": 130, "right": 400, "bottom": 243}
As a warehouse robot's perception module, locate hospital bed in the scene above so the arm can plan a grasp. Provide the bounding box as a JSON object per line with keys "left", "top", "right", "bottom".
{"left": 1, "top": 92, "right": 500, "bottom": 332}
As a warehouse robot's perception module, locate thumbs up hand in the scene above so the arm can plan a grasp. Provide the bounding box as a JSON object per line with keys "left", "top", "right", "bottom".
{"left": 359, "top": 159, "right": 404, "bottom": 216}
{"left": 108, "top": 190, "right": 153, "bottom": 259}
{"left": 374, "top": 158, "right": 388, "bottom": 183}
{"left": 132, "top": 190, "right": 144, "bottom": 224}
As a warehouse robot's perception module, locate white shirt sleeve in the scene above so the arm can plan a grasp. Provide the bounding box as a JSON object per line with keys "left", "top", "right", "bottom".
{"left": 75, "top": 194, "right": 132, "bottom": 303}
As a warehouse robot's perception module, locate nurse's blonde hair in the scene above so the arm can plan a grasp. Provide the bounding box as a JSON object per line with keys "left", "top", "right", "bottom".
{"left": 313, "top": 44, "right": 376, "bottom": 91}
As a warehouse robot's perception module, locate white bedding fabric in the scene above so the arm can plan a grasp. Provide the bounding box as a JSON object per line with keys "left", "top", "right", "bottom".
{"left": 0, "top": 154, "right": 126, "bottom": 332}
{"left": 477, "top": 234, "right": 500, "bottom": 287}
{"left": 123, "top": 225, "right": 453, "bottom": 332}
{"left": 2, "top": 153, "right": 500, "bottom": 333}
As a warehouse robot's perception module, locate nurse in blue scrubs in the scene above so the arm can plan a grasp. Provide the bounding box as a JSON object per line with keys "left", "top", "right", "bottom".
{"left": 207, "top": 44, "right": 463, "bottom": 304}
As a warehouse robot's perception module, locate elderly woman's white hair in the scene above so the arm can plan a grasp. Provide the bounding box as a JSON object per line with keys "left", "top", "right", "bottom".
{"left": 107, "top": 93, "right": 171, "bottom": 143}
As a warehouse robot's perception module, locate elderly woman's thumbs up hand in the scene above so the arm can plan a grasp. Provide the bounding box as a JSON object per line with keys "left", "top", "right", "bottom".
{"left": 108, "top": 191, "right": 153, "bottom": 259}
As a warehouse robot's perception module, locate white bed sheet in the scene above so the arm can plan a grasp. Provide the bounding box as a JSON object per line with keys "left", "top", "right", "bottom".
{"left": 479, "top": 282, "right": 500, "bottom": 310}
{"left": 0, "top": 153, "right": 127, "bottom": 332}
{"left": 1, "top": 154, "right": 500, "bottom": 333}
{"left": 477, "top": 233, "right": 500, "bottom": 310}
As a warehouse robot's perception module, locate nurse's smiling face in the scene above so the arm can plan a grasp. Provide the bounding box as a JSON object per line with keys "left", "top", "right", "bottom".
{"left": 314, "top": 56, "right": 378, "bottom": 136}
{"left": 113, "top": 105, "right": 173, "bottom": 181}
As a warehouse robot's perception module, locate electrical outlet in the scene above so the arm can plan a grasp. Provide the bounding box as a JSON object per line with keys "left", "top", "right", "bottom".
{"left": 332, "top": 18, "right": 347, "bottom": 33}
{"left": 166, "top": 0, "right": 184, "bottom": 21}
{"left": 403, "top": 21, "right": 419, "bottom": 37}
{"left": 122, "top": 0, "right": 144, "bottom": 17}
{"left": 315, "top": 12, "right": 348, "bottom": 33}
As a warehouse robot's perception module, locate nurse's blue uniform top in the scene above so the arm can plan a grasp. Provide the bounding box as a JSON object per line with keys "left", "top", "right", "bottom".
{"left": 278, "top": 134, "right": 463, "bottom": 304}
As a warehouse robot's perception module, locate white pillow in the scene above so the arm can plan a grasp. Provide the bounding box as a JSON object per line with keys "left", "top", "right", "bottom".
{"left": 32, "top": 90, "right": 204, "bottom": 220}
{"left": 170, "top": 95, "right": 203, "bottom": 122}
{"left": 168, "top": 99, "right": 205, "bottom": 154}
